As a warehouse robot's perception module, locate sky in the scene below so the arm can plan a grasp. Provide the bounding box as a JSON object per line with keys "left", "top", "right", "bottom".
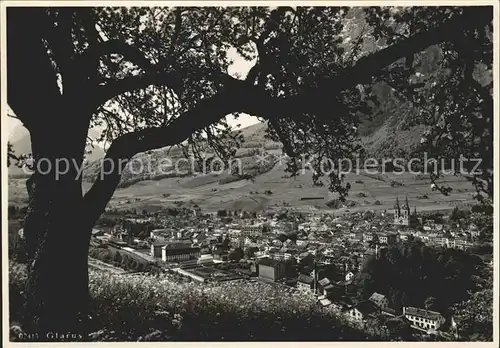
{"left": 7, "top": 47, "right": 260, "bottom": 141}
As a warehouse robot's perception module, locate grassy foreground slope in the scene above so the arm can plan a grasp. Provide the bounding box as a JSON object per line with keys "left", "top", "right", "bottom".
{"left": 9, "top": 262, "right": 376, "bottom": 341}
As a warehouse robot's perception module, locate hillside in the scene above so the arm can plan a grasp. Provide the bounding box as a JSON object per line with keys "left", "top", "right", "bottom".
{"left": 8, "top": 108, "right": 478, "bottom": 213}
{"left": 7, "top": 40, "right": 488, "bottom": 212}
{"left": 9, "top": 262, "right": 376, "bottom": 341}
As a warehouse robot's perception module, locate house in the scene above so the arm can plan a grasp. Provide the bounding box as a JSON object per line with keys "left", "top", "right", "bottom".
{"left": 403, "top": 307, "right": 446, "bottom": 331}
{"left": 270, "top": 252, "right": 293, "bottom": 261}
{"left": 162, "top": 243, "right": 201, "bottom": 262}
{"left": 318, "top": 296, "right": 332, "bottom": 307}
{"left": 241, "top": 225, "right": 264, "bottom": 235}
{"left": 378, "top": 233, "right": 389, "bottom": 244}
{"left": 469, "top": 223, "right": 480, "bottom": 238}
{"left": 368, "top": 292, "right": 389, "bottom": 309}
{"left": 212, "top": 250, "right": 229, "bottom": 261}
{"left": 197, "top": 254, "right": 215, "bottom": 265}
{"left": 297, "top": 274, "right": 314, "bottom": 293}
{"left": 151, "top": 242, "right": 165, "bottom": 258}
{"left": 378, "top": 232, "right": 398, "bottom": 245}
{"left": 344, "top": 300, "right": 380, "bottom": 323}
{"left": 433, "top": 236, "right": 449, "bottom": 248}
{"left": 450, "top": 238, "right": 473, "bottom": 250}
{"left": 150, "top": 229, "right": 171, "bottom": 241}
{"left": 317, "top": 277, "right": 338, "bottom": 298}
{"left": 363, "top": 232, "right": 374, "bottom": 242}
{"left": 381, "top": 307, "right": 398, "bottom": 317}
{"left": 387, "top": 233, "right": 399, "bottom": 244}
{"left": 348, "top": 232, "right": 363, "bottom": 242}
{"left": 257, "top": 257, "right": 286, "bottom": 282}
{"left": 191, "top": 205, "right": 202, "bottom": 217}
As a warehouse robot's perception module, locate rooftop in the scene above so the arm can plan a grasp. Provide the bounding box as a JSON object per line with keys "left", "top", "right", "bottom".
{"left": 162, "top": 242, "right": 196, "bottom": 250}
{"left": 258, "top": 257, "right": 284, "bottom": 268}
{"left": 404, "top": 307, "right": 443, "bottom": 321}
{"left": 318, "top": 277, "right": 331, "bottom": 287}
{"left": 369, "top": 292, "right": 387, "bottom": 302}
{"left": 297, "top": 274, "right": 314, "bottom": 284}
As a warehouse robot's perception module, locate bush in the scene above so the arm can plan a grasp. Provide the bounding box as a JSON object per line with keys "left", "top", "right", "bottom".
{"left": 218, "top": 175, "right": 242, "bottom": 185}
{"left": 326, "top": 199, "right": 342, "bottom": 209}
{"left": 9, "top": 262, "right": 378, "bottom": 341}
{"left": 390, "top": 180, "right": 404, "bottom": 187}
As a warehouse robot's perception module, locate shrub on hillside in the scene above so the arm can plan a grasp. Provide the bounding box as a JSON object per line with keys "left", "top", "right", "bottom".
{"left": 218, "top": 175, "right": 242, "bottom": 185}
{"left": 390, "top": 180, "right": 404, "bottom": 187}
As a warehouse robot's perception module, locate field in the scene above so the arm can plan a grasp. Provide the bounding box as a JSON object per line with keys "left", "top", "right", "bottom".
{"left": 9, "top": 162, "right": 477, "bottom": 214}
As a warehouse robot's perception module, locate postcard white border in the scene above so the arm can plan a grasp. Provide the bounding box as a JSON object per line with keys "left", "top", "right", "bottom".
{"left": 1, "top": 1, "right": 498, "bottom": 347}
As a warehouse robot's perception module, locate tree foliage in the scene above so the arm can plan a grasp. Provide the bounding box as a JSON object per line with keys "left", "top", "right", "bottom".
{"left": 354, "top": 238, "right": 490, "bottom": 316}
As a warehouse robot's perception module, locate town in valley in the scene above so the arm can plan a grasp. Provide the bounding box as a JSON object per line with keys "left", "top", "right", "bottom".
{"left": 15, "top": 192, "right": 486, "bottom": 340}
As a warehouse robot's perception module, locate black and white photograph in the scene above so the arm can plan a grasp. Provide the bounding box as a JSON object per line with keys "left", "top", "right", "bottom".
{"left": 2, "top": 1, "right": 498, "bottom": 344}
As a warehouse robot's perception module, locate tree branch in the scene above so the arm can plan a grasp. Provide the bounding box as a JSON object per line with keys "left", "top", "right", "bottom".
{"left": 82, "top": 79, "right": 265, "bottom": 227}
{"left": 305, "top": 6, "right": 492, "bottom": 102}
{"left": 92, "top": 70, "right": 182, "bottom": 107}
{"left": 79, "top": 39, "right": 155, "bottom": 73}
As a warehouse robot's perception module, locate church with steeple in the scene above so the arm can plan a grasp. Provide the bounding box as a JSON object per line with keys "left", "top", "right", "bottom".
{"left": 393, "top": 196, "right": 419, "bottom": 227}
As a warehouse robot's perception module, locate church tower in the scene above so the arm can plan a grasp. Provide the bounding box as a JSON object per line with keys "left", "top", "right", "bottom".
{"left": 394, "top": 197, "right": 413, "bottom": 226}
{"left": 402, "top": 196, "right": 410, "bottom": 225}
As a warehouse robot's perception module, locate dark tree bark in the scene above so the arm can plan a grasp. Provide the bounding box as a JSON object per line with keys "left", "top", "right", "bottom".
{"left": 22, "top": 110, "right": 93, "bottom": 339}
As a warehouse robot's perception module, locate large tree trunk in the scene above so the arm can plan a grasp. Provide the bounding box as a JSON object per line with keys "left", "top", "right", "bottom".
{"left": 23, "top": 119, "right": 92, "bottom": 340}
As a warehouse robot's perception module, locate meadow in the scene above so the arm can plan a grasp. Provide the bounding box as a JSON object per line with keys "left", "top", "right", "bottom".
{"left": 9, "top": 164, "right": 477, "bottom": 214}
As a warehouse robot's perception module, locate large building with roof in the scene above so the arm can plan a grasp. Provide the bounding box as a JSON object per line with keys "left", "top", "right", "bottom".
{"left": 257, "top": 257, "right": 286, "bottom": 282}
{"left": 403, "top": 306, "right": 446, "bottom": 331}
{"left": 161, "top": 241, "right": 200, "bottom": 262}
